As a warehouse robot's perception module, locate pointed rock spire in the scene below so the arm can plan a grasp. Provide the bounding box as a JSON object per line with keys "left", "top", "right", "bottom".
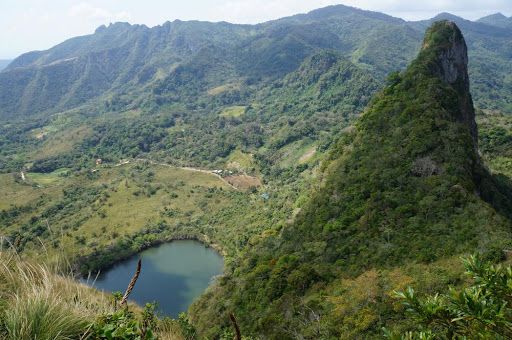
{"left": 417, "top": 21, "right": 477, "bottom": 143}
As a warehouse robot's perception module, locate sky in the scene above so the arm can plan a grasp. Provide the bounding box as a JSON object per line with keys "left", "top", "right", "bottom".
{"left": 1, "top": 0, "right": 511, "bottom": 59}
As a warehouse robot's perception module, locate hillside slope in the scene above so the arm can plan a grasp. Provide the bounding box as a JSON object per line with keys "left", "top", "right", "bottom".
{"left": 0, "top": 21, "right": 251, "bottom": 119}
{"left": 190, "top": 21, "right": 512, "bottom": 338}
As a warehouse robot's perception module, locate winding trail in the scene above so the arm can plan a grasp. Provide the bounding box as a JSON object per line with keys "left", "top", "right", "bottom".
{"left": 118, "top": 158, "right": 239, "bottom": 190}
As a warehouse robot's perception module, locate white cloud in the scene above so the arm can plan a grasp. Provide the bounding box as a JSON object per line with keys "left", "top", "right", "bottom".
{"left": 69, "top": 2, "right": 132, "bottom": 22}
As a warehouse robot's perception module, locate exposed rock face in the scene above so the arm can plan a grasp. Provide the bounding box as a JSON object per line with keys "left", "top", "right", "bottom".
{"left": 421, "top": 21, "right": 478, "bottom": 144}
{"left": 435, "top": 24, "right": 468, "bottom": 85}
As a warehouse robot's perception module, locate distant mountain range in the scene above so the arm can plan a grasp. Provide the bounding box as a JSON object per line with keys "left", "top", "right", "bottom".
{"left": 0, "top": 5, "right": 511, "bottom": 121}
{"left": 477, "top": 12, "right": 512, "bottom": 28}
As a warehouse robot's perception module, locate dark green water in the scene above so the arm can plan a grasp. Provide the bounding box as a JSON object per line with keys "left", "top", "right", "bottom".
{"left": 85, "top": 240, "right": 223, "bottom": 317}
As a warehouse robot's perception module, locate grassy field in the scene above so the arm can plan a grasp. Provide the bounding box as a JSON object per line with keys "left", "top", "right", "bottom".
{"left": 34, "top": 125, "right": 92, "bottom": 160}
{"left": 226, "top": 149, "right": 256, "bottom": 171}
{"left": 0, "top": 161, "right": 275, "bottom": 270}
{"left": 207, "top": 83, "right": 241, "bottom": 96}
{"left": 0, "top": 163, "right": 223, "bottom": 250}
{"left": 26, "top": 168, "right": 70, "bottom": 185}
{"left": 74, "top": 164, "right": 233, "bottom": 246}
{"left": 277, "top": 139, "right": 319, "bottom": 168}
{"left": 0, "top": 174, "right": 44, "bottom": 210}
{"left": 219, "top": 105, "right": 246, "bottom": 117}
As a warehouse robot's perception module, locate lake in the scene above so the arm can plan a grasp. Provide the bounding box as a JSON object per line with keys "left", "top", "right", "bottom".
{"left": 84, "top": 240, "right": 224, "bottom": 317}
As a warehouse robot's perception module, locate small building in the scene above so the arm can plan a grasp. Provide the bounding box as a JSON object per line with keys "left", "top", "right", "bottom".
{"left": 95, "top": 158, "right": 103, "bottom": 165}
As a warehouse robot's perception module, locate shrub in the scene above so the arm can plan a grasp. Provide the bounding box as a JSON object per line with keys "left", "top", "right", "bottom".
{"left": 92, "top": 303, "right": 157, "bottom": 340}
{"left": 0, "top": 252, "right": 105, "bottom": 339}
{"left": 388, "top": 255, "right": 512, "bottom": 339}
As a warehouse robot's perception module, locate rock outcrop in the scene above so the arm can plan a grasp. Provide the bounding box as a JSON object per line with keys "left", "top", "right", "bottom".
{"left": 419, "top": 21, "right": 478, "bottom": 144}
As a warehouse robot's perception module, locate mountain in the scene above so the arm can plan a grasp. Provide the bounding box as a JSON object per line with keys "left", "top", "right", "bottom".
{"left": 1, "top": 5, "right": 511, "bottom": 122}
{"left": 190, "top": 21, "right": 512, "bottom": 338}
{"left": 477, "top": 13, "right": 512, "bottom": 28}
{"left": 0, "top": 5, "right": 418, "bottom": 120}
{"left": 0, "top": 59, "right": 11, "bottom": 71}
{"left": 0, "top": 21, "right": 252, "bottom": 119}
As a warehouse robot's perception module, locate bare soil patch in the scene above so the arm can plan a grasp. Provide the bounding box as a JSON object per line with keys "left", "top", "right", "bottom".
{"left": 224, "top": 175, "right": 262, "bottom": 190}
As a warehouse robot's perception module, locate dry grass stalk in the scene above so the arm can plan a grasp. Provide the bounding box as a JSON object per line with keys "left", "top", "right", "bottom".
{"left": 120, "top": 259, "right": 142, "bottom": 306}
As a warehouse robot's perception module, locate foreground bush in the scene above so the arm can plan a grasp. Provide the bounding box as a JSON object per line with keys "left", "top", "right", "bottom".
{"left": 388, "top": 255, "right": 512, "bottom": 339}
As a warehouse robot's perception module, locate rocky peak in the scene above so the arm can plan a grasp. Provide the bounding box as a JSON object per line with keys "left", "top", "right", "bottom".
{"left": 421, "top": 21, "right": 468, "bottom": 88}
{"left": 419, "top": 20, "right": 477, "bottom": 143}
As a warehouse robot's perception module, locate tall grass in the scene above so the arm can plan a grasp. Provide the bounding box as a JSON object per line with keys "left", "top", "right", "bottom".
{"left": 0, "top": 251, "right": 112, "bottom": 339}
{"left": 3, "top": 293, "right": 90, "bottom": 339}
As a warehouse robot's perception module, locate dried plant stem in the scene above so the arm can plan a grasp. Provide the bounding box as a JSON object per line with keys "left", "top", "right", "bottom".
{"left": 120, "top": 259, "right": 142, "bottom": 306}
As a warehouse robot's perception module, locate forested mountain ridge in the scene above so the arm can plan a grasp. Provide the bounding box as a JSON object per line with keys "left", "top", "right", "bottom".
{"left": 190, "top": 21, "right": 512, "bottom": 338}
{"left": 1, "top": 4, "right": 511, "bottom": 120}
{"left": 0, "top": 21, "right": 252, "bottom": 119}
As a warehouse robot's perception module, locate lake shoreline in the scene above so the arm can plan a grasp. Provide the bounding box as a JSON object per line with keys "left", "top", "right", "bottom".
{"left": 76, "top": 232, "right": 226, "bottom": 278}
{"left": 81, "top": 239, "right": 224, "bottom": 317}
